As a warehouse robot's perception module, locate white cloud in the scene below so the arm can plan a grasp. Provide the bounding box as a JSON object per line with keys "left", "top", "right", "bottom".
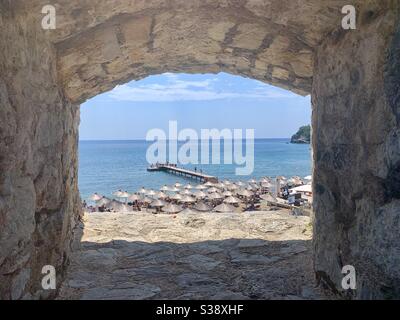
{"left": 108, "top": 74, "right": 296, "bottom": 102}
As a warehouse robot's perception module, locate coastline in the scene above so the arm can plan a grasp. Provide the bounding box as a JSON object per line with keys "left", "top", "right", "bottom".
{"left": 79, "top": 139, "right": 312, "bottom": 201}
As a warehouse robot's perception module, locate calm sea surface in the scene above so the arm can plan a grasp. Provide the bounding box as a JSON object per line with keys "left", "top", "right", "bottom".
{"left": 79, "top": 139, "right": 311, "bottom": 201}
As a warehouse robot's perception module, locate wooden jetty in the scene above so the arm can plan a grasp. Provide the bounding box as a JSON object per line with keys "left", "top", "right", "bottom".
{"left": 147, "top": 164, "right": 218, "bottom": 183}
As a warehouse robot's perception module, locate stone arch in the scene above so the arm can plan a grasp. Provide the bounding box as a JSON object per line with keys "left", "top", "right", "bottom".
{"left": 0, "top": 0, "right": 399, "bottom": 299}
{"left": 54, "top": 0, "right": 322, "bottom": 103}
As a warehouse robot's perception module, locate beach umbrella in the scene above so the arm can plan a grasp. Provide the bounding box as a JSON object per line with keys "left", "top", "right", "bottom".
{"left": 170, "top": 193, "right": 182, "bottom": 201}
{"left": 214, "top": 203, "right": 236, "bottom": 213}
{"left": 193, "top": 190, "right": 207, "bottom": 198}
{"left": 180, "top": 195, "right": 196, "bottom": 203}
{"left": 248, "top": 179, "right": 257, "bottom": 184}
{"left": 169, "top": 186, "right": 180, "bottom": 192}
{"left": 96, "top": 196, "right": 111, "bottom": 206}
{"left": 160, "top": 185, "right": 170, "bottom": 191}
{"left": 194, "top": 202, "right": 212, "bottom": 212}
{"left": 237, "top": 189, "right": 254, "bottom": 198}
{"left": 261, "top": 182, "right": 272, "bottom": 188}
{"left": 207, "top": 187, "right": 218, "bottom": 193}
{"left": 224, "top": 196, "right": 241, "bottom": 204}
{"left": 141, "top": 197, "right": 153, "bottom": 204}
{"left": 290, "top": 184, "right": 312, "bottom": 193}
{"left": 140, "top": 197, "right": 153, "bottom": 204}
{"left": 112, "top": 190, "right": 123, "bottom": 197}
{"left": 204, "top": 181, "right": 214, "bottom": 187}
{"left": 260, "top": 177, "right": 270, "bottom": 183}
{"left": 89, "top": 193, "right": 103, "bottom": 201}
{"left": 222, "top": 190, "right": 233, "bottom": 197}
{"left": 235, "top": 181, "right": 245, "bottom": 187}
{"left": 150, "top": 199, "right": 166, "bottom": 207}
{"left": 195, "top": 184, "right": 208, "bottom": 190}
{"left": 155, "top": 191, "right": 167, "bottom": 199}
{"left": 208, "top": 192, "right": 223, "bottom": 200}
{"left": 146, "top": 189, "right": 156, "bottom": 197}
{"left": 227, "top": 184, "right": 238, "bottom": 191}
{"left": 180, "top": 189, "right": 192, "bottom": 195}
{"left": 118, "top": 191, "right": 130, "bottom": 203}
{"left": 138, "top": 187, "right": 147, "bottom": 194}
{"left": 261, "top": 193, "right": 277, "bottom": 203}
{"left": 128, "top": 194, "right": 141, "bottom": 202}
{"left": 215, "top": 182, "right": 225, "bottom": 189}
{"left": 180, "top": 208, "right": 198, "bottom": 214}
{"left": 215, "top": 192, "right": 224, "bottom": 198}
{"left": 292, "top": 177, "right": 303, "bottom": 185}
{"left": 174, "top": 183, "right": 182, "bottom": 188}
{"left": 184, "top": 184, "right": 193, "bottom": 189}
{"left": 162, "top": 203, "right": 183, "bottom": 214}
{"left": 120, "top": 191, "right": 130, "bottom": 198}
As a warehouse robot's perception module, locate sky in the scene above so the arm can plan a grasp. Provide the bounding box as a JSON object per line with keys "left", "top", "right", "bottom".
{"left": 79, "top": 72, "right": 311, "bottom": 140}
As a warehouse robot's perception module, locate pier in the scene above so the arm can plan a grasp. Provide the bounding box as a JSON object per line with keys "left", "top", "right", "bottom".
{"left": 147, "top": 164, "right": 218, "bottom": 183}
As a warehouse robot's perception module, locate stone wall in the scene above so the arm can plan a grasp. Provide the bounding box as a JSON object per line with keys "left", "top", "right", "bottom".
{"left": 54, "top": 0, "right": 330, "bottom": 103}
{"left": 312, "top": 2, "right": 400, "bottom": 299}
{"left": 0, "top": 3, "right": 81, "bottom": 299}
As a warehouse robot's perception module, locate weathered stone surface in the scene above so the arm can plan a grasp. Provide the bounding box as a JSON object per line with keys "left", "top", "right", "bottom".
{"left": 0, "top": 3, "right": 81, "bottom": 299}
{"left": 312, "top": 2, "right": 400, "bottom": 299}
{"left": 57, "top": 211, "right": 327, "bottom": 300}
{"left": 42, "top": 0, "right": 369, "bottom": 103}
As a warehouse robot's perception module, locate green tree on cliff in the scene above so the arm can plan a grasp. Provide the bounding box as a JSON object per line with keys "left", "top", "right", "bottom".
{"left": 291, "top": 125, "right": 311, "bottom": 144}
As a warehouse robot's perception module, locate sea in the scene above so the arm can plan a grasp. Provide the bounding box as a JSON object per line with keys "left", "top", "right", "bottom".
{"left": 79, "top": 139, "right": 312, "bottom": 201}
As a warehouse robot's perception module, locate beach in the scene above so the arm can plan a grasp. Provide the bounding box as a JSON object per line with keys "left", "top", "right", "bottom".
{"left": 58, "top": 209, "right": 328, "bottom": 300}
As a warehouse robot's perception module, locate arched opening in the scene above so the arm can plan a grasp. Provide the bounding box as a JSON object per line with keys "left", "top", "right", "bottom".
{"left": 78, "top": 72, "right": 312, "bottom": 196}
{"left": 58, "top": 72, "right": 318, "bottom": 299}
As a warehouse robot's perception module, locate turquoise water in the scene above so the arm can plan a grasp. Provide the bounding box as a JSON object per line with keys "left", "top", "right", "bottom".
{"left": 79, "top": 139, "right": 311, "bottom": 201}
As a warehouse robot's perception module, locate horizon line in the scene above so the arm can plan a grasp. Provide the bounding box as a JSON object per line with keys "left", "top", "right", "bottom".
{"left": 79, "top": 137, "right": 292, "bottom": 141}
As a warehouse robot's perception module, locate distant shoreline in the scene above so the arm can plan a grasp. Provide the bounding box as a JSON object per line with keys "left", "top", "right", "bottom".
{"left": 79, "top": 138, "right": 293, "bottom": 142}
{"left": 290, "top": 139, "right": 310, "bottom": 144}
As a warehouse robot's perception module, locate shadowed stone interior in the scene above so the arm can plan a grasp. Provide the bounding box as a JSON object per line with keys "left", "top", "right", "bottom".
{"left": 0, "top": 0, "right": 399, "bottom": 299}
